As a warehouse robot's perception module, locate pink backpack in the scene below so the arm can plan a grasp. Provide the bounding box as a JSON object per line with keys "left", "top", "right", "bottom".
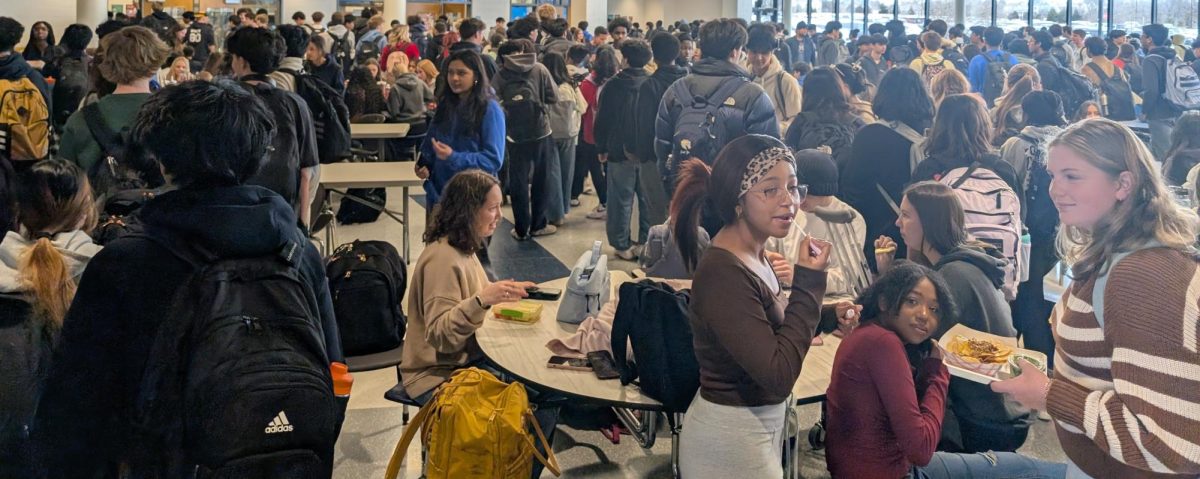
{"left": 939, "top": 164, "right": 1026, "bottom": 301}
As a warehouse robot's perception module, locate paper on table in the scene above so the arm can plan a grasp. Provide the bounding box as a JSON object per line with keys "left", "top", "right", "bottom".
{"left": 937, "top": 324, "right": 1047, "bottom": 384}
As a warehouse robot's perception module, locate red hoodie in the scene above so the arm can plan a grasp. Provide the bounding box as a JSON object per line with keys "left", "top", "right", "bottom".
{"left": 580, "top": 73, "right": 600, "bottom": 145}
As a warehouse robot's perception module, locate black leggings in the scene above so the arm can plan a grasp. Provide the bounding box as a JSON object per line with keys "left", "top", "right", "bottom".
{"left": 572, "top": 141, "right": 607, "bottom": 203}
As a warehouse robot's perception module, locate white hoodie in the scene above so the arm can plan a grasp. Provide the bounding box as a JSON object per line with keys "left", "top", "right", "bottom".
{"left": 766, "top": 197, "right": 868, "bottom": 300}
{"left": 0, "top": 230, "right": 102, "bottom": 295}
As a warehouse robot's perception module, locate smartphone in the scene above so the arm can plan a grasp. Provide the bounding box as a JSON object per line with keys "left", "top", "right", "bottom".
{"left": 547, "top": 355, "right": 591, "bottom": 371}
{"left": 526, "top": 287, "right": 562, "bottom": 301}
{"left": 587, "top": 351, "right": 620, "bottom": 380}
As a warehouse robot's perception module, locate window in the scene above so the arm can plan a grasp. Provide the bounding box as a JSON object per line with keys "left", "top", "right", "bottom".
{"left": 839, "top": 0, "right": 868, "bottom": 35}
{"left": 1110, "top": 0, "right": 1153, "bottom": 36}
{"left": 1158, "top": 0, "right": 1200, "bottom": 42}
{"left": 964, "top": 0, "right": 994, "bottom": 28}
{"left": 872, "top": 0, "right": 895, "bottom": 20}
{"left": 996, "top": 0, "right": 1027, "bottom": 32}
{"left": 1031, "top": 0, "right": 1068, "bottom": 29}
{"left": 929, "top": 0, "right": 955, "bottom": 24}
{"left": 812, "top": 0, "right": 837, "bottom": 31}
{"left": 792, "top": 0, "right": 808, "bottom": 23}
{"left": 1072, "top": 0, "right": 1103, "bottom": 35}
{"left": 895, "top": 0, "right": 923, "bottom": 29}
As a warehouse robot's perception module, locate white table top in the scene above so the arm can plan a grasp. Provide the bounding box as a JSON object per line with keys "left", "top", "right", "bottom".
{"left": 1043, "top": 262, "right": 1072, "bottom": 304}
{"left": 350, "top": 123, "right": 411, "bottom": 139}
{"left": 474, "top": 273, "right": 842, "bottom": 410}
{"left": 319, "top": 162, "right": 425, "bottom": 189}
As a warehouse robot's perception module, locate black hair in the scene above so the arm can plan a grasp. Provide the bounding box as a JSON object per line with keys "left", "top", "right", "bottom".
{"left": 542, "top": 51, "right": 574, "bottom": 87}
{"left": 406, "top": 15, "right": 422, "bottom": 27}
{"left": 590, "top": 46, "right": 619, "bottom": 85}
{"left": 1142, "top": 24, "right": 1169, "bottom": 47}
{"left": 226, "top": 27, "right": 283, "bottom": 74}
{"left": 0, "top": 17, "right": 24, "bottom": 52}
{"left": 608, "top": 17, "right": 631, "bottom": 34}
{"left": 579, "top": 21, "right": 589, "bottom": 29}
{"left": 834, "top": 63, "right": 868, "bottom": 95}
{"left": 969, "top": 25, "right": 986, "bottom": 38}
{"left": 1072, "top": 28, "right": 1086, "bottom": 37}
{"left": 1084, "top": 36, "right": 1107, "bottom": 56}
{"left": 824, "top": 20, "right": 842, "bottom": 34}
{"left": 22, "top": 21, "right": 55, "bottom": 58}
{"left": 698, "top": 18, "right": 747, "bottom": 60}
{"left": 792, "top": 61, "right": 812, "bottom": 76}
{"left": 619, "top": 39, "right": 651, "bottom": 68}
{"left": 95, "top": 20, "right": 127, "bottom": 39}
{"left": 873, "top": 67, "right": 934, "bottom": 132}
{"left": 545, "top": 18, "right": 569, "bottom": 38}
{"left": 1021, "top": 90, "right": 1066, "bottom": 127}
{"left": 1031, "top": 30, "right": 1053, "bottom": 52}
{"left": 948, "top": 25, "right": 963, "bottom": 39}
{"left": 1048, "top": 24, "right": 1063, "bottom": 37}
{"left": 568, "top": 44, "right": 590, "bottom": 64}
{"left": 276, "top": 24, "right": 309, "bottom": 58}
{"left": 594, "top": 26, "right": 608, "bottom": 36}
{"left": 435, "top": 49, "right": 492, "bottom": 138}
{"left": 869, "top": 23, "right": 885, "bottom": 35}
{"left": 1008, "top": 37, "right": 1031, "bottom": 56}
{"left": 650, "top": 30, "right": 681, "bottom": 64}
{"left": 1109, "top": 29, "right": 1127, "bottom": 40}
{"left": 746, "top": 23, "right": 777, "bottom": 53}
{"left": 856, "top": 261, "right": 957, "bottom": 363}
{"left": 803, "top": 67, "right": 853, "bottom": 120}
{"left": 510, "top": 16, "right": 540, "bottom": 39}
{"left": 926, "top": 19, "right": 948, "bottom": 36}
{"left": 460, "top": 17, "right": 485, "bottom": 40}
{"left": 60, "top": 24, "right": 94, "bottom": 53}
{"left": 292, "top": 11, "right": 306, "bottom": 21}
{"left": 182, "top": 11, "right": 195, "bottom": 22}
{"left": 132, "top": 79, "right": 275, "bottom": 189}
{"left": 983, "top": 26, "right": 1004, "bottom": 47}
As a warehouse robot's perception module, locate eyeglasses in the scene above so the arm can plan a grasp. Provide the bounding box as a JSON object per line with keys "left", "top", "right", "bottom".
{"left": 748, "top": 184, "right": 808, "bottom": 203}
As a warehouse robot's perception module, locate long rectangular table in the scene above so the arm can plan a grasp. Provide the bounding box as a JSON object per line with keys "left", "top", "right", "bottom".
{"left": 318, "top": 161, "right": 424, "bottom": 258}
{"left": 349, "top": 123, "right": 411, "bottom": 161}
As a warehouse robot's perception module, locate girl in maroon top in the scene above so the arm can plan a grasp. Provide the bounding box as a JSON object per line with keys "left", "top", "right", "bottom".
{"left": 825, "top": 262, "right": 1066, "bottom": 479}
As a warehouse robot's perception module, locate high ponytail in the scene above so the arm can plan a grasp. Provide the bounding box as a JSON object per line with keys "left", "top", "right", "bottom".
{"left": 21, "top": 237, "right": 74, "bottom": 329}
{"left": 670, "top": 159, "right": 713, "bottom": 272}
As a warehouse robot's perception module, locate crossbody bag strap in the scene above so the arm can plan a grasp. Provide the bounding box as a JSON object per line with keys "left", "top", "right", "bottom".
{"left": 525, "top": 409, "right": 562, "bottom": 476}
{"left": 383, "top": 400, "right": 436, "bottom": 479}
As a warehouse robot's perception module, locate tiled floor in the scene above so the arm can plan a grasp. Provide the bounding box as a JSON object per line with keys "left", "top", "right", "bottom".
{"left": 328, "top": 182, "right": 1067, "bottom": 478}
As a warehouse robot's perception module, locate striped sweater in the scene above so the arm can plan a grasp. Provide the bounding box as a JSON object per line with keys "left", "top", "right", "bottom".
{"left": 1047, "top": 247, "right": 1200, "bottom": 478}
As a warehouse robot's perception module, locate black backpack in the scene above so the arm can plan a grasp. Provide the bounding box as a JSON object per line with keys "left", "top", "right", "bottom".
{"left": 50, "top": 56, "right": 89, "bottom": 130}
{"left": 281, "top": 69, "right": 352, "bottom": 164}
{"left": 611, "top": 280, "right": 699, "bottom": 412}
{"left": 787, "top": 112, "right": 858, "bottom": 166}
{"left": 1050, "top": 40, "right": 1071, "bottom": 69}
{"left": 1048, "top": 63, "right": 1098, "bottom": 117}
{"left": 81, "top": 103, "right": 160, "bottom": 245}
{"left": 664, "top": 77, "right": 749, "bottom": 181}
{"left": 133, "top": 230, "right": 338, "bottom": 478}
{"left": 325, "top": 240, "right": 407, "bottom": 356}
{"left": 331, "top": 30, "right": 354, "bottom": 80}
{"left": 1016, "top": 133, "right": 1059, "bottom": 241}
{"left": 498, "top": 75, "right": 547, "bottom": 144}
{"left": 982, "top": 52, "right": 1013, "bottom": 107}
{"left": 1085, "top": 63, "right": 1136, "bottom": 121}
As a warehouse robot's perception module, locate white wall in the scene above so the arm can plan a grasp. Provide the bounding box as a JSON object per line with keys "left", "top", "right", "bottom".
{"left": 281, "top": 0, "right": 337, "bottom": 21}
{"left": 473, "top": 0, "right": 508, "bottom": 25}
{"left": 7, "top": 0, "right": 78, "bottom": 46}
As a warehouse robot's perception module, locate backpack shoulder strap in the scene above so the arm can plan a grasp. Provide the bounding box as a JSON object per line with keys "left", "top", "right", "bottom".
{"left": 1085, "top": 62, "right": 1109, "bottom": 81}
{"left": 1091, "top": 241, "right": 1165, "bottom": 328}
{"left": 949, "top": 162, "right": 982, "bottom": 189}
{"left": 81, "top": 102, "right": 121, "bottom": 157}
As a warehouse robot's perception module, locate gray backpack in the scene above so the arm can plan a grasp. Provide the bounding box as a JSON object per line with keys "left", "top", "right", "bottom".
{"left": 557, "top": 242, "right": 611, "bottom": 324}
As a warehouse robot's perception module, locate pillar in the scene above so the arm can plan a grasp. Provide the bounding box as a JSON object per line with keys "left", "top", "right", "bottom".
{"left": 473, "top": 0, "right": 509, "bottom": 23}
{"left": 383, "top": 0, "right": 406, "bottom": 23}
{"left": 77, "top": 0, "right": 107, "bottom": 45}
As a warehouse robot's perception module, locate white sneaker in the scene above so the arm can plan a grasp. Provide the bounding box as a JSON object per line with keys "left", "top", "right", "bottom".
{"left": 531, "top": 225, "right": 558, "bottom": 237}
{"left": 1037, "top": 410, "right": 1051, "bottom": 421}
{"left": 614, "top": 246, "right": 638, "bottom": 261}
{"left": 586, "top": 205, "right": 607, "bottom": 220}
{"left": 570, "top": 198, "right": 581, "bottom": 207}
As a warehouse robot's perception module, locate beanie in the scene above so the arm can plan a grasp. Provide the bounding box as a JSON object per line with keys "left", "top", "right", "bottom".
{"left": 793, "top": 149, "right": 838, "bottom": 197}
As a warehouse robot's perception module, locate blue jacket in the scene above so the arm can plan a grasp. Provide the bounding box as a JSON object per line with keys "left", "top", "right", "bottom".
{"left": 968, "top": 49, "right": 1018, "bottom": 94}
{"left": 421, "top": 99, "right": 506, "bottom": 205}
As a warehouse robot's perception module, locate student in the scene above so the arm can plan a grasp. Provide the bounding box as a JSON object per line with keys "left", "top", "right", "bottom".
{"left": 572, "top": 46, "right": 615, "bottom": 217}
{"left": 442, "top": 18, "right": 498, "bottom": 85}
{"left": 304, "top": 35, "right": 345, "bottom": 94}
{"left": 356, "top": 15, "right": 388, "bottom": 60}
{"left": 672, "top": 135, "right": 838, "bottom": 477}
{"left": 1073, "top": 100, "right": 1101, "bottom": 121}
{"left": 345, "top": 66, "right": 388, "bottom": 119}
{"left": 139, "top": 1, "right": 175, "bottom": 41}
{"left": 542, "top": 18, "right": 575, "bottom": 60}
{"left": 784, "top": 67, "right": 865, "bottom": 166}
{"left": 268, "top": 24, "right": 309, "bottom": 92}
{"left": 1164, "top": 111, "right": 1200, "bottom": 186}
{"left": 227, "top": 26, "right": 319, "bottom": 223}
{"left": 0, "top": 160, "right": 100, "bottom": 478}
{"left": 991, "top": 63, "right": 1041, "bottom": 147}
{"left": 385, "top": 52, "right": 433, "bottom": 129}
{"left": 856, "top": 33, "right": 888, "bottom": 88}
{"left": 841, "top": 68, "right": 934, "bottom": 271}
{"left": 825, "top": 262, "right": 1066, "bottom": 478}
{"left": 494, "top": 39, "right": 558, "bottom": 239}
{"left": 184, "top": 13, "right": 215, "bottom": 69}
{"left": 326, "top": 12, "right": 355, "bottom": 76}
{"left": 910, "top": 31, "right": 955, "bottom": 87}
{"left": 992, "top": 118, "right": 1200, "bottom": 478}
{"left": 1142, "top": 24, "right": 1184, "bottom": 162}
{"left": 816, "top": 20, "right": 844, "bottom": 66}
{"left": 59, "top": 26, "right": 166, "bottom": 176}
{"left": 1071, "top": 29, "right": 1089, "bottom": 72}
{"left": 595, "top": 39, "right": 652, "bottom": 260}
{"left": 381, "top": 24, "right": 419, "bottom": 67}
{"left": 875, "top": 181, "right": 1031, "bottom": 453}
{"left": 34, "top": 79, "right": 345, "bottom": 478}
{"left": 675, "top": 32, "right": 696, "bottom": 68}
{"left": 785, "top": 21, "right": 816, "bottom": 66}
{"left": 635, "top": 32, "right": 689, "bottom": 225}
{"left": 748, "top": 23, "right": 802, "bottom": 135}
{"left": 967, "top": 26, "right": 1018, "bottom": 106}
{"left": 929, "top": 68, "right": 970, "bottom": 110}
{"left": 43, "top": 24, "right": 92, "bottom": 131}
{"left": 417, "top": 49, "right": 504, "bottom": 207}
{"left": 542, "top": 52, "right": 586, "bottom": 224}
{"left": 0, "top": 17, "right": 52, "bottom": 128}
{"left": 20, "top": 21, "right": 55, "bottom": 70}
{"left": 912, "top": 94, "right": 1021, "bottom": 192}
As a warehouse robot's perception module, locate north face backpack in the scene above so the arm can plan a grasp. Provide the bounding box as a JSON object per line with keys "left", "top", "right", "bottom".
{"left": 325, "top": 240, "right": 407, "bottom": 356}
{"left": 281, "top": 69, "right": 352, "bottom": 163}
{"left": 1162, "top": 55, "right": 1200, "bottom": 110}
{"left": 133, "top": 230, "right": 339, "bottom": 478}
{"left": 1016, "top": 133, "right": 1059, "bottom": 243}
{"left": 938, "top": 163, "right": 1025, "bottom": 301}
{"left": 982, "top": 53, "right": 1013, "bottom": 107}
{"left": 611, "top": 280, "right": 699, "bottom": 412}
{"left": 1084, "top": 63, "right": 1136, "bottom": 121}
{"left": 0, "top": 77, "right": 49, "bottom": 163}
{"left": 663, "top": 77, "right": 750, "bottom": 181}
{"left": 331, "top": 30, "right": 354, "bottom": 79}
{"left": 81, "top": 103, "right": 161, "bottom": 246}
{"left": 919, "top": 58, "right": 948, "bottom": 87}
{"left": 384, "top": 368, "right": 560, "bottom": 479}
{"left": 498, "top": 76, "right": 547, "bottom": 144}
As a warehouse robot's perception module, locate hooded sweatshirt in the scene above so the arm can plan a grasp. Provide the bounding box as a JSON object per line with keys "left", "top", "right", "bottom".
{"left": 388, "top": 72, "right": 434, "bottom": 124}
{"left": 817, "top": 35, "right": 844, "bottom": 66}
{"left": 765, "top": 197, "right": 867, "bottom": 300}
{"left": 33, "top": 185, "right": 342, "bottom": 478}
{"left": 1143, "top": 45, "right": 1184, "bottom": 120}
{"left": 0, "top": 230, "right": 101, "bottom": 295}
{"left": 492, "top": 52, "right": 558, "bottom": 141}
{"left": 910, "top": 51, "right": 955, "bottom": 77}
{"left": 753, "top": 55, "right": 803, "bottom": 134}
{"left": 933, "top": 245, "right": 1030, "bottom": 453}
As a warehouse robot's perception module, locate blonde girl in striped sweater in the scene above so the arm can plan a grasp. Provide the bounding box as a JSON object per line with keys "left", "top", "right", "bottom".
{"left": 992, "top": 118, "right": 1200, "bottom": 478}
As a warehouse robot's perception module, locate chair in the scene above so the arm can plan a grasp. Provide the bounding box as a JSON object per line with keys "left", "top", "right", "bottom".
{"left": 384, "top": 382, "right": 421, "bottom": 426}
{"left": 350, "top": 113, "right": 388, "bottom": 161}
{"left": 345, "top": 344, "right": 406, "bottom": 421}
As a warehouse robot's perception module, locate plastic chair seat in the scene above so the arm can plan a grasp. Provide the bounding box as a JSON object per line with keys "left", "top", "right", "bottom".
{"left": 345, "top": 344, "right": 403, "bottom": 373}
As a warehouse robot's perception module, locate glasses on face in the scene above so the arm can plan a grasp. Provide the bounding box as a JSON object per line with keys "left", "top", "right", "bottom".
{"left": 748, "top": 183, "right": 808, "bottom": 203}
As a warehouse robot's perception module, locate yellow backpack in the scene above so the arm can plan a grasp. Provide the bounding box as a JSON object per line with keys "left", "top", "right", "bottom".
{"left": 384, "top": 367, "right": 560, "bottom": 479}
{"left": 0, "top": 77, "right": 49, "bottom": 162}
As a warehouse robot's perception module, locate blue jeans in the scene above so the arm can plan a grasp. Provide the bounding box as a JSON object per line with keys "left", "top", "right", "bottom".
{"left": 1148, "top": 117, "right": 1176, "bottom": 163}
{"left": 910, "top": 451, "right": 1066, "bottom": 478}
{"left": 606, "top": 160, "right": 651, "bottom": 251}
{"left": 546, "top": 137, "right": 577, "bottom": 221}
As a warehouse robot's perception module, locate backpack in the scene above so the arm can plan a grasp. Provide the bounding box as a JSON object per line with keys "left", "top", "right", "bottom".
{"left": 1085, "top": 63, "right": 1136, "bottom": 121}
{"left": 982, "top": 52, "right": 1013, "bottom": 107}
{"left": 326, "top": 240, "right": 407, "bottom": 356}
{"left": 663, "top": 77, "right": 750, "bottom": 180}
{"left": 384, "top": 368, "right": 560, "bottom": 479}
{"left": 280, "top": 69, "right": 352, "bottom": 163}
{"left": 888, "top": 44, "right": 914, "bottom": 66}
{"left": 0, "top": 78, "right": 49, "bottom": 162}
{"left": 50, "top": 56, "right": 89, "bottom": 130}
{"left": 943, "top": 47, "right": 969, "bottom": 72}
{"left": 331, "top": 30, "right": 354, "bottom": 78}
{"left": 498, "top": 76, "right": 548, "bottom": 144}
{"left": 81, "top": 102, "right": 159, "bottom": 246}
{"left": 547, "top": 83, "right": 579, "bottom": 140}
{"left": 356, "top": 33, "right": 383, "bottom": 62}
{"left": 1049, "top": 63, "right": 1098, "bottom": 116}
{"left": 787, "top": 112, "right": 858, "bottom": 165}
{"left": 919, "top": 57, "right": 948, "bottom": 87}
{"left": 938, "top": 163, "right": 1026, "bottom": 301}
{"left": 610, "top": 280, "right": 699, "bottom": 412}
{"left": 0, "top": 295, "right": 44, "bottom": 475}
{"left": 557, "top": 241, "right": 610, "bottom": 324}
{"left": 1016, "top": 133, "right": 1059, "bottom": 242}
{"left": 639, "top": 223, "right": 711, "bottom": 280}
{"left": 132, "top": 230, "right": 339, "bottom": 478}
{"left": 336, "top": 187, "right": 386, "bottom": 224}
{"left": 1050, "top": 40, "right": 1071, "bottom": 69}
{"left": 1161, "top": 55, "right": 1200, "bottom": 110}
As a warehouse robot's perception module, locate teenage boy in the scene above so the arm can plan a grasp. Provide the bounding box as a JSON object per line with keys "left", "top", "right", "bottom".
{"left": 595, "top": 40, "right": 653, "bottom": 260}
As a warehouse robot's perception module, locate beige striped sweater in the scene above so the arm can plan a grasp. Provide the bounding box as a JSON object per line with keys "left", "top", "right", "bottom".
{"left": 1047, "top": 247, "right": 1200, "bottom": 478}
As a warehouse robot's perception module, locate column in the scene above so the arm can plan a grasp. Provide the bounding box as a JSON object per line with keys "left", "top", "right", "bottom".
{"left": 473, "top": 0, "right": 509, "bottom": 23}
{"left": 77, "top": 0, "right": 107, "bottom": 44}
{"left": 383, "top": 0, "right": 406, "bottom": 23}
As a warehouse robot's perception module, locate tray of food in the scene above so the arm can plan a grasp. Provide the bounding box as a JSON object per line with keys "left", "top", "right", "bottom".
{"left": 937, "top": 324, "right": 1047, "bottom": 384}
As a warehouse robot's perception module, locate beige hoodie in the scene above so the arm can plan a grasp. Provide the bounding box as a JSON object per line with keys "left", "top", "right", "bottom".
{"left": 752, "top": 55, "right": 803, "bottom": 134}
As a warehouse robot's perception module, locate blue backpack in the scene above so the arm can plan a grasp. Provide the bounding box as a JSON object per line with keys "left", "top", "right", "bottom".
{"left": 661, "top": 77, "right": 750, "bottom": 184}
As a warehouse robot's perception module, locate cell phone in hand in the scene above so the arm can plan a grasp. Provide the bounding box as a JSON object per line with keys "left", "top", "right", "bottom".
{"left": 547, "top": 355, "right": 591, "bottom": 372}
{"left": 526, "top": 286, "right": 562, "bottom": 301}
{"left": 587, "top": 351, "right": 620, "bottom": 380}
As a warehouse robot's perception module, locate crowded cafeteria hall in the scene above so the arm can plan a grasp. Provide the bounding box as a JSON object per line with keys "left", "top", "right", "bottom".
{"left": 2, "top": 0, "right": 1199, "bottom": 476}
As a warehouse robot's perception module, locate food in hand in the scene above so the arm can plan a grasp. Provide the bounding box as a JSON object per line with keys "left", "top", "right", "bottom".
{"left": 1007, "top": 354, "right": 1046, "bottom": 376}
{"left": 874, "top": 246, "right": 896, "bottom": 255}
{"left": 950, "top": 336, "right": 1013, "bottom": 364}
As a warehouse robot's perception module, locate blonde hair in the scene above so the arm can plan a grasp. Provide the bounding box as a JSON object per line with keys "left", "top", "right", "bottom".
{"left": 388, "top": 24, "right": 411, "bottom": 44}
{"left": 992, "top": 63, "right": 1040, "bottom": 145}
{"left": 255, "top": 13, "right": 269, "bottom": 27}
{"left": 930, "top": 69, "right": 970, "bottom": 109}
{"left": 416, "top": 59, "right": 438, "bottom": 81}
{"left": 1051, "top": 118, "right": 1199, "bottom": 282}
{"left": 368, "top": 15, "right": 385, "bottom": 30}
{"left": 98, "top": 26, "right": 170, "bottom": 85}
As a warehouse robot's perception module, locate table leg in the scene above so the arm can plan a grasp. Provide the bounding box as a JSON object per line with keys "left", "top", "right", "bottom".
{"left": 670, "top": 413, "right": 682, "bottom": 479}
{"left": 613, "top": 407, "right": 658, "bottom": 449}
{"left": 323, "top": 197, "right": 334, "bottom": 256}
{"left": 402, "top": 186, "right": 410, "bottom": 260}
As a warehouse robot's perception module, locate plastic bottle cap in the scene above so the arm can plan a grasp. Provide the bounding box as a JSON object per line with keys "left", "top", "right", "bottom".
{"left": 331, "top": 362, "right": 354, "bottom": 397}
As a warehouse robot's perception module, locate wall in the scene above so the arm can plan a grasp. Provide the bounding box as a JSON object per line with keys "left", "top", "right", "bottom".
{"left": 8, "top": 0, "right": 79, "bottom": 44}
{"left": 472, "top": 0, "right": 507, "bottom": 24}
{"left": 281, "top": 0, "right": 338, "bottom": 18}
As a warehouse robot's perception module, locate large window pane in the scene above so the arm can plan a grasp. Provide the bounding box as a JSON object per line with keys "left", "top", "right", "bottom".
{"left": 1072, "top": 0, "right": 1102, "bottom": 35}
{"left": 872, "top": 0, "right": 895, "bottom": 20}
{"left": 929, "top": 0, "right": 955, "bottom": 24}
{"left": 792, "top": 0, "right": 808, "bottom": 23}
{"left": 965, "top": 0, "right": 994, "bottom": 28}
{"left": 1031, "top": 0, "right": 1068, "bottom": 30}
{"left": 839, "top": 0, "right": 868, "bottom": 35}
{"left": 813, "top": 0, "right": 836, "bottom": 31}
{"left": 997, "top": 0, "right": 1027, "bottom": 32}
{"left": 896, "top": 0, "right": 923, "bottom": 30}
{"left": 1110, "top": 0, "right": 1152, "bottom": 37}
{"left": 1159, "top": 0, "right": 1200, "bottom": 43}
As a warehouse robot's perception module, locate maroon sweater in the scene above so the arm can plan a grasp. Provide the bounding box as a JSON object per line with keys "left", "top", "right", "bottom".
{"left": 825, "top": 323, "right": 950, "bottom": 478}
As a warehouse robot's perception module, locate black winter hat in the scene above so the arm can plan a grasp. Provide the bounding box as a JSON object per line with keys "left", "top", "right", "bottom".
{"left": 793, "top": 149, "right": 838, "bottom": 197}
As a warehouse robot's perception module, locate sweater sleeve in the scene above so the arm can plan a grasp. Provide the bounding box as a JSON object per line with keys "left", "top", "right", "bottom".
{"left": 869, "top": 345, "right": 950, "bottom": 468}
{"left": 1046, "top": 251, "right": 1200, "bottom": 474}
{"left": 446, "top": 102, "right": 505, "bottom": 175}
{"left": 420, "top": 262, "right": 491, "bottom": 354}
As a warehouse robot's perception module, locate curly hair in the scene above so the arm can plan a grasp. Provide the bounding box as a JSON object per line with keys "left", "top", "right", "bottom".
{"left": 423, "top": 170, "right": 500, "bottom": 254}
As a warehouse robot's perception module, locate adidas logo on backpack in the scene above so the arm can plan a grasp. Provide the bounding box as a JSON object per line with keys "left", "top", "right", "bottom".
{"left": 265, "top": 410, "right": 294, "bottom": 434}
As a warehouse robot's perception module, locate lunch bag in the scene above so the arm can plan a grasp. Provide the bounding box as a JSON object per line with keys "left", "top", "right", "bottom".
{"left": 556, "top": 241, "right": 610, "bottom": 324}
